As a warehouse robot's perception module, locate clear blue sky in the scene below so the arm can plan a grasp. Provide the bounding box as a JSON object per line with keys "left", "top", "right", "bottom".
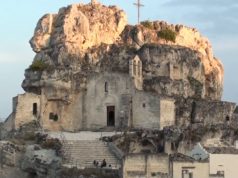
{"left": 0, "top": 0, "right": 237, "bottom": 119}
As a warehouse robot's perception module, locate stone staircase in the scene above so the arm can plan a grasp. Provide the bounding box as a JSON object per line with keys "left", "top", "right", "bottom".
{"left": 62, "top": 140, "right": 121, "bottom": 169}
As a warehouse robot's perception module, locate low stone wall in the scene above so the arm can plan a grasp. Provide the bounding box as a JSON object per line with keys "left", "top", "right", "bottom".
{"left": 3, "top": 113, "right": 15, "bottom": 132}
{"left": 123, "top": 154, "right": 169, "bottom": 178}
{"left": 108, "top": 142, "right": 124, "bottom": 160}
{"left": 1, "top": 114, "right": 14, "bottom": 139}
{"left": 61, "top": 167, "right": 120, "bottom": 178}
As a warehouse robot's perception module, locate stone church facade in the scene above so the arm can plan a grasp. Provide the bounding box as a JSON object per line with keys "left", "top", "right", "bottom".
{"left": 5, "top": 55, "right": 176, "bottom": 132}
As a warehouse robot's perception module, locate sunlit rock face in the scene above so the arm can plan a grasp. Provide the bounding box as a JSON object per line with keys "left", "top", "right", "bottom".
{"left": 121, "top": 22, "right": 223, "bottom": 100}
{"left": 23, "top": 2, "right": 223, "bottom": 101}
{"left": 29, "top": 3, "right": 127, "bottom": 54}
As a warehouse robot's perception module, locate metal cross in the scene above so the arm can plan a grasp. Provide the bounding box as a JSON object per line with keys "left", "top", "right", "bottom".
{"left": 133, "top": 0, "right": 144, "bottom": 24}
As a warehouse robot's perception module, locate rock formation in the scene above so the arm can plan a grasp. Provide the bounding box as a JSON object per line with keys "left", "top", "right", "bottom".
{"left": 23, "top": 1, "right": 223, "bottom": 101}
{"left": 2, "top": 2, "right": 238, "bottom": 178}
{"left": 121, "top": 22, "right": 223, "bottom": 99}
{"left": 21, "top": 145, "right": 62, "bottom": 178}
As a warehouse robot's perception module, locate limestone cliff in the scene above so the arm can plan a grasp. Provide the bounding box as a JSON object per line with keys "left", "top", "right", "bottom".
{"left": 23, "top": 1, "right": 223, "bottom": 100}
{"left": 120, "top": 22, "right": 223, "bottom": 99}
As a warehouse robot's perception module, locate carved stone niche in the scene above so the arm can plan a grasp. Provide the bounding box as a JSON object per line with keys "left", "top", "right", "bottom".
{"left": 129, "top": 55, "right": 143, "bottom": 90}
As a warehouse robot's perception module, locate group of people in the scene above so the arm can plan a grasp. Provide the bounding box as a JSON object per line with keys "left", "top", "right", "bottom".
{"left": 93, "top": 159, "right": 107, "bottom": 168}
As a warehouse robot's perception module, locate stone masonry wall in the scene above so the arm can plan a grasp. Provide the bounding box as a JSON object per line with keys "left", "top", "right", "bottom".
{"left": 14, "top": 93, "right": 40, "bottom": 129}
{"left": 160, "top": 99, "right": 175, "bottom": 129}
{"left": 40, "top": 91, "right": 82, "bottom": 131}
{"left": 85, "top": 72, "right": 133, "bottom": 130}
{"left": 123, "top": 154, "right": 169, "bottom": 178}
{"left": 133, "top": 92, "right": 175, "bottom": 130}
{"left": 133, "top": 92, "right": 161, "bottom": 129}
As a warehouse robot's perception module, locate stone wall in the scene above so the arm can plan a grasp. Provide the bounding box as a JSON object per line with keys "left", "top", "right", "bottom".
{"left": 13, "top": 93, "right": 40, "bottom": 130}
{"left": 175, "top": 98, "right": 237, "bottom": 126}
{"left": 40, "top": 92, "right": 82, "bottom": 131}
{"left": 3, "top": 113, "right": 15, "bottom": 132}
{"left": 39, "top": 71, "right": 176, "bottom": 131}
{"left": 123, "top": 154, "right": 169, "bottom": 178}
{"left": 160, "top": 99, "right": 175, "bottom": 129}
{"left": 133, "top": 92, "right": 175, "bottom": 130}
{"left": 193, "top": 100, "right": 236, "bottom": 124}
{"left": 85, "top": 72, "right": 133, "bottom": 130}
{"left": 39, "top": 71, "right": 177, "bottom": 131}
{"left": 40, "top": 72, "right": 133, "bottom": 131}
{"left": 133, "top": 92, "right": 161, "bottom": 129}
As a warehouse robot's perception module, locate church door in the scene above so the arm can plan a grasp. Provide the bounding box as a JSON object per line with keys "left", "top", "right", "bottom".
{"left": 107, "top": 106, "right": 115, "bottom": 127}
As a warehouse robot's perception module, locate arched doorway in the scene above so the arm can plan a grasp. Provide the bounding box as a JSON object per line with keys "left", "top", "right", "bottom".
{"left": 107, "top": 106, "right": 115, "bottom": 127}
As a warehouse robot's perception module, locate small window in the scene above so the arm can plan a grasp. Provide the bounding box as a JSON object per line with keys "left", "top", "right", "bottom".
{"left": 142, "top": 103, "right": 146, "bottom": 108}
{"left": 182, "top": 170, "right": 193, "bottom": 178}
{"left": 49, "top": 113, "right": 54, "bottom": 120}
{"left": 226, "top": 116, "right": 230, "bottom": 121}
{"left": 217, "top": 171, "right": 224, "bottom": 176}
{"left": 54, "top": 114, "right": 59, "bottom": 121}
{"left": 33, "top": 103, "right": 37, "bottom": 116}
{"left": 49, "top": 113, "right": 58, "bottom": 122}
{"left": 151, "top": 173, "right": 156, "bottom": 177}
{"left": 133, "top": 60, "right": 137, "bottom": 76}
{"left": 105, "top": 82, "right": 108, "bottom": 92}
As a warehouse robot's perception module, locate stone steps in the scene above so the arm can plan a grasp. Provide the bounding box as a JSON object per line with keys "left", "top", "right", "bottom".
{"left": 62, "top": 140, "right": 120, "bottom": 169}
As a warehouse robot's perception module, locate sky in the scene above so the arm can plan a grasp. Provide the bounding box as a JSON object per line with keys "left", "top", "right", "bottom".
{"left": 0, "top": 0, "right": 237, "bottom": 119}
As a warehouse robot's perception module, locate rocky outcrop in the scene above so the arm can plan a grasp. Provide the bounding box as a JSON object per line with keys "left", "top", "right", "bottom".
{"left": 138, "top": 44, "right": 206, "bottom": 98}
{"left": 21, "top": 145, "right": 62, "bottom": 178}
{"left": 30, "top": 3, "right": 127, "bottom": 54}
{"left": 121, "top": 22, "right": 223, "bottom": 99}
{"left": 23, "top": 1, "right": 223, "bottom": 100}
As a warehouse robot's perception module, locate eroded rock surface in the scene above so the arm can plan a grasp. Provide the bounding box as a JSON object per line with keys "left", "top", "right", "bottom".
{"left": 23, "top": 2, "right": 223, "bottom": 100}
{"left": 21, "top": 145, "right": 62, "bottom": 178}
{"left": 121, "top": 22, "right": 223, "bottom": 99}
{"left": 30, "top": 3, "right": 127, "bottom": 54}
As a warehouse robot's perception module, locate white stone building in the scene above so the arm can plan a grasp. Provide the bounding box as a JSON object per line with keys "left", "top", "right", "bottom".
{"left": 186, "top": 143, "right": 238, "bottom": 178}
{"left": 207, "top": 147, "right": 238, "bottom": 178}
{"left": 171, "top": 153, "right": 209, "bottom": 178}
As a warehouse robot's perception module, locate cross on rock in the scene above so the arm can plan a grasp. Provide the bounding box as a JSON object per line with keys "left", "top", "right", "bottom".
{"left": 133, "top": 0, "right": 144, "bottom": 24}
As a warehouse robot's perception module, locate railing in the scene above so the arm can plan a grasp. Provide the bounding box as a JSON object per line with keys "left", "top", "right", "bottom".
{"left": 107, "top": 142, "right": 123, "bottom": 169}
{"left": 108, "top": 142, "right": 124, "bottom": 160}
